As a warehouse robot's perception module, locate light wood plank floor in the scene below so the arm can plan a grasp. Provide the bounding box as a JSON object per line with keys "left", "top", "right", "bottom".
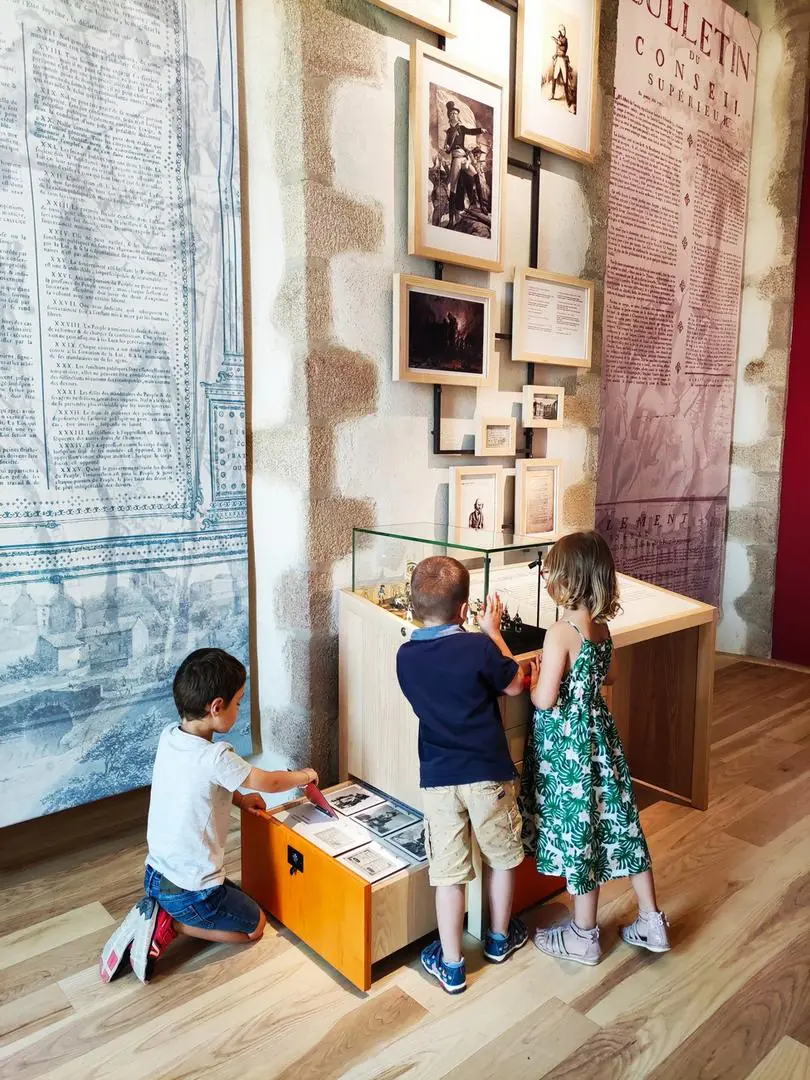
{"left": 1, "top": 658, "right": 810, "bottom": 1079}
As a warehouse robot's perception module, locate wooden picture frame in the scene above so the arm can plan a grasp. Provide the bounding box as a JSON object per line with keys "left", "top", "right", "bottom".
{"left": 515, "top": 458, "right": 562, "bottom": 540}
{"left": 409, "top": 41, "right": 508, "bottom": 272}
{"left": 365, "top": 0, "right": 457, "bottom": 36}
{"left": 449, "top": 465, "right": 504, "bottom": 533}
{"left": 475, "top": 416, "right": 517, "bottom": 457}
{"left": 522, "top": 385, "right": 565, "bottom": 428}
{"left": 393, "top": 274, "right": 498, "bottom": 388}
{"left": 512, "top": 268, "right": 594, "bottom": 367}
{"left": 515, "top": 0, "right": 601, "bottom": 164}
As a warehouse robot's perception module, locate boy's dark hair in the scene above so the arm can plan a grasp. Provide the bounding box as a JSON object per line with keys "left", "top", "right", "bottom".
{"left": 410, "top": 556, "right": 470, "bottom": 624}
{"left": 173, "top": 648, "right": 247, "bottom": 719}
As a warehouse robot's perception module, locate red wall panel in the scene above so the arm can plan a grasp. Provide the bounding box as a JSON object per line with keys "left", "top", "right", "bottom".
{"left": 772, "top": 122, "right": 810, "bottom": 665}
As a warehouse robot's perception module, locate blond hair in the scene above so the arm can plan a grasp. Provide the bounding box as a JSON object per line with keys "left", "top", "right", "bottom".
{"left": 543, "top": 531, "right": 621, "bottom": 623}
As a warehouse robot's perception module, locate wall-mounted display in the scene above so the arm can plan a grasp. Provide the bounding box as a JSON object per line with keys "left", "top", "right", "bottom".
{"left": 515, "top": 458, "right": 562, "bottom": 540}
{"left": 522, "top": 385, "right": 565, "bottom": 428}
{"left": 449, "top": 465, "right": 504, "bottom": 534}
{"left": 409, "top": 41, "right": 508, "bottom": 272}
{"left": 365, "top": 0, "right": 457, "bottom": 36}
{"left": 475, "top": 416, "right": 517, "bottom": 457}
{"left": 515, "top": 0, "right": 601, "bottom": 164}
{"left": 512, "top": 268, "right": 593, "bottom": 368}
{"left": 393, "top": 274, "right": 497, "bottom": 388}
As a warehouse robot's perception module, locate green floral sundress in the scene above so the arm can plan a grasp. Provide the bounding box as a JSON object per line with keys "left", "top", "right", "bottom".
{"left": 521, "top": 621, "right": 651, "bottom": 895}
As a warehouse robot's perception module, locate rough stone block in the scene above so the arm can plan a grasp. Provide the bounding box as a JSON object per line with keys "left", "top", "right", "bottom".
{"left": 304, "top": 181, "right": 384, "bottom": 259}
{"left": 308, "top": 496, "right": 376, "bottom": 567}
{"left": 252, "top": 425, "right": 310, "bottom": 484}
{"left": 563, "top": 480, "right": 597, "bottom": 531}
{"left": 300, "top": 0, "right": 383, "bottom": 83}
{"left": 306, "top": 347, "right": 378, "bottom": 422}
{"left": 727, "top": 505, "right": 779, "bottom": 545}
{"left": 274, "top": 568, "right": 336, "bottom": 632}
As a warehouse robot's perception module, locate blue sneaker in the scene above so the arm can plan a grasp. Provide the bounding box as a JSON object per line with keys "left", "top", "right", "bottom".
{"left": 420, "top": 940, "right": 466, "bottom": 993}
{"left": 484, "top": 917, "right": 529, "bottom": 963}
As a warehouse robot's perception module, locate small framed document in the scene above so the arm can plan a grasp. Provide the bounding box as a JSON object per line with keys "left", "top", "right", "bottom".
{"left": 475, "top": 416, "right": 517, "bottom": 457}
{"left": 512, "top": 268, "right": 593, "bottom": 368}
{"left": 515, "top": 458, "right": 562, "bottom": 540}
{"left": 338, "top": 842, "right": 408, "bottom": 884}
{"left": 365, "top": 0, "right": 457, "bottom": 37}
{"left": 522, "top": 385, "right": 564, "bottom": 429}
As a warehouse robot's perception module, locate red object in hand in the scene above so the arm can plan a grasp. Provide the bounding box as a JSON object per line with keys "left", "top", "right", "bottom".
{"left": 522, "top": 672, "right": 532, "bottom": 691}
{"left": 304, "top": 782, "right": 338, "bottom": 818}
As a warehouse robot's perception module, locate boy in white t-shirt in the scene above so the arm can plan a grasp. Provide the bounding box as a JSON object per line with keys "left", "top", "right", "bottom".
{"left": 100, "top": 648, "right": 317, "bottom": 984}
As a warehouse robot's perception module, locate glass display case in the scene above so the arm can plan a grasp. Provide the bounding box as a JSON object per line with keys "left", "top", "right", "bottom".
{"left": 352, "top": 523, "right": 557, "bottom": 653}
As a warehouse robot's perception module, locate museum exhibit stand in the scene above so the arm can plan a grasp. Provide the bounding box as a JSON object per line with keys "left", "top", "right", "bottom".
{"left": 242, "top": 524, "right": 716, "bottom": 991}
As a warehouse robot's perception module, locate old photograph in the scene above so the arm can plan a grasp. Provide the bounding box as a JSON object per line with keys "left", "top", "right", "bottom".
{"left": 325, "top": 784, "right": 385, "bottom": 816}
{"left": 277, "top": 804, "right": 372, "bottom": 856}
{"left": 516, "top": 0, "right": 600, "bottom": 163}
{"left": 354, "top": 800, "right": 420, "bottom": 837}
{"left": 338, "top": 842, "right": 408, "bottom": 884}
{"left": 523, "top": 385, "right": 565, "bottom": 428}
{"left": 388, "top": 821, "right": 428, "bottom": 862}
{"left": 449, "top": 465, "right": 503, "bottom": 533}
{"left": 393, "top": 275, "right": 497, "bottom": 389}
{"left": 410, "top": 42, "right": 507, "bottom": 271}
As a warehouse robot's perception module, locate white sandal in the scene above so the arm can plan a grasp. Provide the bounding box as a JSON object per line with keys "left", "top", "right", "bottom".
{"left": 621, "top": 911, "right": 671, "bottom": 953}
{"left": 534, "top": 920, "right": 602, "bottom": 966}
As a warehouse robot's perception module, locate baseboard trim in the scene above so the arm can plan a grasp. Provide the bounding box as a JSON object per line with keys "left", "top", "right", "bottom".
{"left": 716, "top": 652, "right": 810, "bottom": 676}
{"left": 0, "top": 787, "right": 150, "bottom": 873}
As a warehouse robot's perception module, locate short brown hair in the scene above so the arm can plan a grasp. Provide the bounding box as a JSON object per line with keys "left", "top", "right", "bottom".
{"left": 410, "top": 556, "right": 470, "bottom": 624}
{"left": 543, "top": 531, "right": 621, "bottom": 623}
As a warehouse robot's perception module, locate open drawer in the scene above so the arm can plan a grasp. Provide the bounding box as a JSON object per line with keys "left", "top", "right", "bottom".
{"left": 241, "top": 799, "right": 435, "bottom": 992}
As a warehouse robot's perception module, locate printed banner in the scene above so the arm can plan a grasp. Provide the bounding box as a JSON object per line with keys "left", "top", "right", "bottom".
{"left": 0, "top": 0, "right": 248, "bottom": 826}
{"left": 595, "top": 0, "right": 759, "bottom": 604}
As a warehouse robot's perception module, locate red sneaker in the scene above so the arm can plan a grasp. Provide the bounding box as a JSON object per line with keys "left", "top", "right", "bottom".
{"left": 148, "top": 907, "right": 178, "bottom": 962}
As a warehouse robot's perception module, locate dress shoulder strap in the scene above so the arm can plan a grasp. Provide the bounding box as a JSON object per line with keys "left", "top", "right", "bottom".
{"left": 560, "top": 619, "right": 586, "bottom": 641}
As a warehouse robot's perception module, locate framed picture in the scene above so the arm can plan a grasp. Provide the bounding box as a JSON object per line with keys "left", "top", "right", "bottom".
{"left": 338, "top": 842, "right": 408, "bottom": 884}
{"left": 475, "top": 416, "right": 517, "bottom": 457}
{"left": 365, "top": 0, "right": 457, "bottom": 36}
{"left": 325, "top": 784, "right": 385, "bottom": 817}
{"left": 393, "top": 274, "right": 497, "bottom": 388}
{"left": 515, "top": 458, "right": 562, "bottom": 540}
{"left": 449, "top": 465, "right": 503, "bottom": 533}
{"left": 512, "top": 268, "right": 594, "bottom": 367}
{"left": 522, "top": 385, "right": 565, "bottom": 428}
{"left": 515, "top": 0, "right": 601, "bottom": 164}
{"left": 409, "top": 41, "right": 508, "bottom": 272}
{"left": 388, "top": 821, "right": 427, "bottom": 862}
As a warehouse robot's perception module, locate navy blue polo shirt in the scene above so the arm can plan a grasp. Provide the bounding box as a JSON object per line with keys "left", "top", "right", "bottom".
{"left": 396, "top": 624, "right": 518, "bottom": 788}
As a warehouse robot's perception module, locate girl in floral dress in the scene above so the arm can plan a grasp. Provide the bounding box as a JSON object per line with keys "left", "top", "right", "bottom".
{"left": 522, "top": 531, "right": 669, "bottom": 966}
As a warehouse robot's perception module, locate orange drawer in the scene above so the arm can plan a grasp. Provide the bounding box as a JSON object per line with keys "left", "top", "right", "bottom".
{"left": 241, "top": 804, "right": 435, "bottom": 991}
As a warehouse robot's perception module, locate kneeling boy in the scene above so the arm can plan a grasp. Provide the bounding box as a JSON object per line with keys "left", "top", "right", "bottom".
{"left": 396, "top": 557, "right": 528, "bottom": 993}
{"left": 100, "top": 648, "right": 317, "bottom": 983}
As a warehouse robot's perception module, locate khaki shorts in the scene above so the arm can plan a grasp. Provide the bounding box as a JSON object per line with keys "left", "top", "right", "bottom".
{"left": 421, "top": 780, "right": 524, "bottom": 887}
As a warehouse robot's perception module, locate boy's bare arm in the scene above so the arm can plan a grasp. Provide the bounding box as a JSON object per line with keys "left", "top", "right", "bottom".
{"left": 241, "top": 766, "right": 318, "bottom": 796}
{"left": 479, "top": 592, "right": 526, "bottom": 697}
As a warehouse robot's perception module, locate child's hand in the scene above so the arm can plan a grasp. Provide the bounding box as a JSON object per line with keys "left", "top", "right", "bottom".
{"left": 241, "top": 793, "right": 267, "bottom": 812}
{"left": 479, "top": 593, "right": 503, "bottom": 638}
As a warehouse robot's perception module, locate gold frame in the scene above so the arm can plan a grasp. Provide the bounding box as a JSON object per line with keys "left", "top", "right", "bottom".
{"left": 475, "top": 416, "right": 517, "bottom": 457}
{"left": 514, "top": 0, "right": 602, "bottom": 165}
{"left": 515, "top": 458, "right": 562, "bottom": 540}
{"left": 393, "top": 273, "right": 498, "bottom": 388}
{"left": 522, "top": 385, "right": 565, "bottom": 429}
{"left": 449, "top": 464, "right": 504, "bottom": 532}
{"left": 512, "top": 267, "right": 594, "bottom": 368}
{"left": 365, "top": 0, "right": 458, "bottom": 36}
{"left": 409, "top": 41, "right": 508, "bottom": 272}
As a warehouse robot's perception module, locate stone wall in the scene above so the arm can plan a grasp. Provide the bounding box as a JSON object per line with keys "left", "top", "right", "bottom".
{"left": 719, "top": 0, "right": 810, "bottom": 655}
{"left": 240, "top": 0, "right": 616, "bottom": 780}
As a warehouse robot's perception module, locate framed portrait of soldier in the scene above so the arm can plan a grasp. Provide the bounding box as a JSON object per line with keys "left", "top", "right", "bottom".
{"left": 365, "top": 0, "right": 457, "bottom": 36}
{"left": 393, "top": 274, "right": 498, "bottom": 389}
{"left": 515, "top": 0, "right": 601, "bottom": 164}
{"left": 409, "top": 41, "right": 508, "bottom": 272}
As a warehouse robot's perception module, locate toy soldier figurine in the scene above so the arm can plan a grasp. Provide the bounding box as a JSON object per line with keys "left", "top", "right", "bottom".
{"left": 443, "top": 100, "right": 487, "bottom": 227}
{"left": 550, "top": 24, "right": 570, "bottom": 102}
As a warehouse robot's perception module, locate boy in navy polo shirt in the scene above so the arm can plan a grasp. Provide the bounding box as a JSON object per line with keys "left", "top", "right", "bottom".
{"left": 396, "top": 556, "right": 530, "bottom": 993}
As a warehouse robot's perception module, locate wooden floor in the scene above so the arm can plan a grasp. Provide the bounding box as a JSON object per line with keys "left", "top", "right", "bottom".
{"left": 2, "top": 658, "right": 810, "bottom": 1079}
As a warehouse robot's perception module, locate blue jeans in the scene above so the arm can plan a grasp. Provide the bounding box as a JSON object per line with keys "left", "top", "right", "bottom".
{"left": 144, "top": 865, "right": 261, "bottom": 934}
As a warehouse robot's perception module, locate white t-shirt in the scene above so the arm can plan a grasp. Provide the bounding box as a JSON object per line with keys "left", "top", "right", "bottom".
{"left": 146, "top": 723, "right": 251, "bottom": 891}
